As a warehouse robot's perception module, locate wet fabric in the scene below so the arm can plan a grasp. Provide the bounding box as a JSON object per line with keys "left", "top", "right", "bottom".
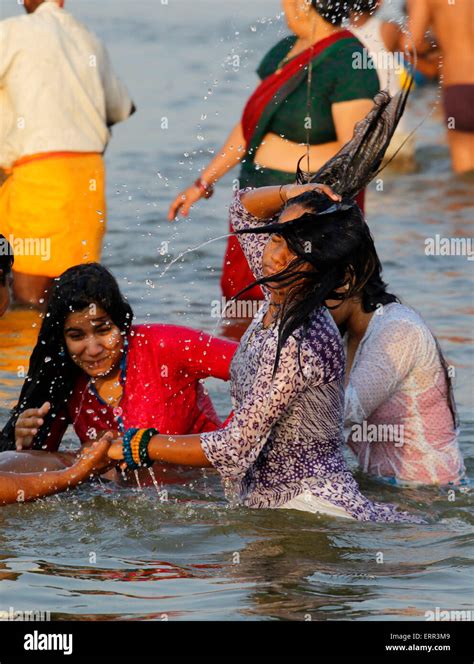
{"left": 0, "top": 1, "right": 132, "bottom": 168}
{"left": 256, "top": 34, "right": 379, "bottom": 146}
{"left": 202, "top": 190, "right": 424, "bottom": 523}
{"left": 443, "top": 85, "right": 474, "bottom": 132}
{"left": 0, "top": 153, "right": 106, "bottom": 277}
{"left": 42, "top": 324, "right": 237, "bottom": 451}
{"left": 345, "top": 303, "right": 465, "bottom": 485}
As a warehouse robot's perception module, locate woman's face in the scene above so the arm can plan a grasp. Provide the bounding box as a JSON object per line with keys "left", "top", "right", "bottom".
{"left": 262, "top": 203, "right": 309, "bottom": 284}
{"left": 63, "top": 305, "right": 124, "bottom": 378}
{"left": 283, "top": 0, "right": 316, "bottom": 38}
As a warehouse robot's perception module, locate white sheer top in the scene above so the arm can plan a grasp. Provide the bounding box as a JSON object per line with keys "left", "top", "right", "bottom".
{"left": 345, "top": 303, "right": 465, "bottom": 485}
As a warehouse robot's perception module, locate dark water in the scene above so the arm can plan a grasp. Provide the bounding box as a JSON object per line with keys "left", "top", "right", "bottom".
{"left": 0, "top": 0, "right": 472, "bottom": 621}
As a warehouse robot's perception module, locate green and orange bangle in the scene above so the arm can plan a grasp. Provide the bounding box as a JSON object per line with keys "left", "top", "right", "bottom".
{"left": 122, "top": 428, "right": 158, "bottom": 470}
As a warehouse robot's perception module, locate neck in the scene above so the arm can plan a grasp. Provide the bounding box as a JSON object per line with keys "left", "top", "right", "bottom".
{"left": 309, "top": 19, "right": 345, "bottom": 46}
{"left": 346, "top": 305, "right": 374, "bottom": 343}
{"left": 92, "top": 362, "right": 121, "bottom": 387}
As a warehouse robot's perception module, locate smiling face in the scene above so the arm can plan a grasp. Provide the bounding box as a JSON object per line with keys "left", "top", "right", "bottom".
{"left": 63, "top": 305, "right": 124, "bottom": 378}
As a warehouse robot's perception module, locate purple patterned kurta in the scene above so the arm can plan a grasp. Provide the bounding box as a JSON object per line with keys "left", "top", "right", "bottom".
{"left": 201, "top": 190, "right": 424, "bottom": 523}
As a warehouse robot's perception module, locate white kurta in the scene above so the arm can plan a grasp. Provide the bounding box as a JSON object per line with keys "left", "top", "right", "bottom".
{"left": 0, "top": 1, "right": 133, "bottom": 168}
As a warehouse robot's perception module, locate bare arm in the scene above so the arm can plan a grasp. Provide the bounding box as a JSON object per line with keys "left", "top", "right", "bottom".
{"left": 404, "top": 0, "right": 432, "bottom": 54}
{"left": 240, "top": 183, "right": 340, "bottom": 219}
{"left": 0, "top": 437, "right": 112, "bottom": 506}
{"left": 381, "top": 21, "right": 403, "bottom": 53}
{"left": 200, "top": 121, "right": 246, "bottom": 185}
{"left": 108, "top": 434, "right": 211, "bottom": 468}
{"left": 332, "top": 99, "right": 375, "bottom": 145}
{"left": 168, "top": 121, "right": 246, "bottom": 220}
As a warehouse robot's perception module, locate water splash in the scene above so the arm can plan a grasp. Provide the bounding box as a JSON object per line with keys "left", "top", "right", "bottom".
{"left": 133, "top": 470, "right": 142, "bottom": 489}
{"left": 157, "top": 233, "right": 233, "bottom": 280}
{"left": 147, "top": 466, "right": 162, "bottom": 496}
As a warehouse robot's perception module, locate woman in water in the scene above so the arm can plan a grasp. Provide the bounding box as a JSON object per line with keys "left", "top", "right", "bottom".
{"left": 0, "top": 264, "right": 237, "bottom": 487}
{"left": 108, "top": 178, "right": 424, "bottom": 523}
{"left": 168, "top": 0, "right": 379, "bottom": 302}
{"left": 0, "top": 252, "right": 115, "bottom": 505}
{"left": 0, "top": 436, "right": 113, "bottom": 506}
{"left": 328, "top": 272, "right": 465, "bottom": 486}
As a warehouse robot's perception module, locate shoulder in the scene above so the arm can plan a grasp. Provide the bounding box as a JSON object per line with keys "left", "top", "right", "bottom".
{"left": 0, "top": 13, "right": 29, "bottom": 35}
{"left": 130, "top": 323, "right": 217, "bottom": 351}
{"left": 369, "top": 303, "right": 432, "bottom": 348}
{"left": 257, "top": 35, "right": 297, "bottom": 79}
{"left": 332, "top": 35, "right": 367, "bottom": 59}
{"left": 131, "top": 323, "right": 196, "bottom": 344}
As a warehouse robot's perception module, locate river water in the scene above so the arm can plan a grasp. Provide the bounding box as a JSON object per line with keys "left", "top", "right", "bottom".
{"left": 0, "top": 0, "right": 472, "bottom": 621}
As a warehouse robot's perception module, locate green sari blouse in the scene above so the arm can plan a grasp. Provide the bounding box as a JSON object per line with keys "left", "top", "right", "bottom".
{"left": 256, "top": 35, "right": 380, "bottom": 146}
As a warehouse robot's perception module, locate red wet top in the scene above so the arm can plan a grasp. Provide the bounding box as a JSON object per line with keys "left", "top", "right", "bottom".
{"left": 43, "top": 324, "right": 237, "bottom": 451}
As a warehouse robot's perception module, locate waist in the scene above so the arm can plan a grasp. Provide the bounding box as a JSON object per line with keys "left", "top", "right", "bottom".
{"left": 254, "top": 133, "right": 340, "bottom": 173}
{"left": 13, "top": 151, "right": 102, "bottom": 169}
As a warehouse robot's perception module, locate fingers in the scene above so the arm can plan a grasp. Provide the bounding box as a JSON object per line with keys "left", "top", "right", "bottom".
{"left": 17, "top": 415, "right": 44, "bottom": 429}
{"left": 38, "top": 402, "right": 51, "bottom": 416}
{"left": 168, "top": 187, "right": 203, "bottom": 221}
{"left": 168, "top": 197, "right": 183, "bottom": 221}
{"left": 98, "top": 431, "right": 114, "bottom": 445}
{"left": 15, "top": 404, "right": 50, "bottom": 450}
{"left": 312, "top": 183, "right": 341, "bottom": 201}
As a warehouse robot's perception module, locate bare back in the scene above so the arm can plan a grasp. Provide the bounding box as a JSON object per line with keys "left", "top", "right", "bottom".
{"left": 427, "top": 0, "right": 474, "bottom": 84}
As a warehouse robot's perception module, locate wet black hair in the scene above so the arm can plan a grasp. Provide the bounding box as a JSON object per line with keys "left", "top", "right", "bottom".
{"left": 235, "top": 197, "right": 457, "bottom": 426}
{"left": 0, "top": 234, "right": 14, "bottom": 286}
{"left": 349, "top": 0, "right": 379, "bottom": 14}
{"left": 0, "top": 263, "right": 134, "bottom": 451}
{"left": 311, "top": 0, "right": 364, "bottom": 25}
{"left": 235, "top": 191, "right": 383, "bottom": 375}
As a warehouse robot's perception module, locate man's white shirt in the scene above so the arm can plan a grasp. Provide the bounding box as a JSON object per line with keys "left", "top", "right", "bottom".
{"left": 0, "top": 1, "right": 133, "bottom": 168}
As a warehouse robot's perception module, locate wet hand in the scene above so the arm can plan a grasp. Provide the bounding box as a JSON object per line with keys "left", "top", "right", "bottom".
{"left": 168, "top": 184, "right": 204, "bottom": 220}
{"left": 72, "top": 432, "right": 115, "bottom": 478}
{"left": 15, "top": 402, "right": 51, "bottom": 450}
{"left": 108, "top": 440, "right": 125, "bottom": 462}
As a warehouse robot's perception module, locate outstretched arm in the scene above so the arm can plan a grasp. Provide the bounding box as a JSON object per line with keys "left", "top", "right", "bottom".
{"left": 0, "top": 437, "right": 113, "bottom": 506}
{"left": 168, "top": 121, "right": 246, "bottom": 220}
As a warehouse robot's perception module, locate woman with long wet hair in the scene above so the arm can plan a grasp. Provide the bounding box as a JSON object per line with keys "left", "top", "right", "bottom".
{"left": 107, "top": 86, "right": 426, "bottom": 522}
{"left": 327, "top": 268, "right": 465, "bottom": 486}
{"left": 109, "top": 181, "right": 423, "bottom": 522}
{"left": 0, "top": 264, "right": 237, "bottom": 481}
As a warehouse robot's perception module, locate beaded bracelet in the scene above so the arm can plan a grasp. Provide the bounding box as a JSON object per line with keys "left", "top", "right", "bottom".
{"left": 122, "top": 428, "right": 158, "bottom": 470}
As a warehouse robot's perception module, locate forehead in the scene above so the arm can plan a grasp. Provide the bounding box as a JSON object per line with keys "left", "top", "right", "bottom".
{"left": 278, "top": 204, "right": 306, "bottom": 224}
{"left": 64, "top": 305, "right": 109, "bottom": 328}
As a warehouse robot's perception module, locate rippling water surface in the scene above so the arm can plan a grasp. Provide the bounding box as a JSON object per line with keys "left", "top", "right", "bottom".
{"left": 0, "top": 0, "right": 472, "bottom": 621}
